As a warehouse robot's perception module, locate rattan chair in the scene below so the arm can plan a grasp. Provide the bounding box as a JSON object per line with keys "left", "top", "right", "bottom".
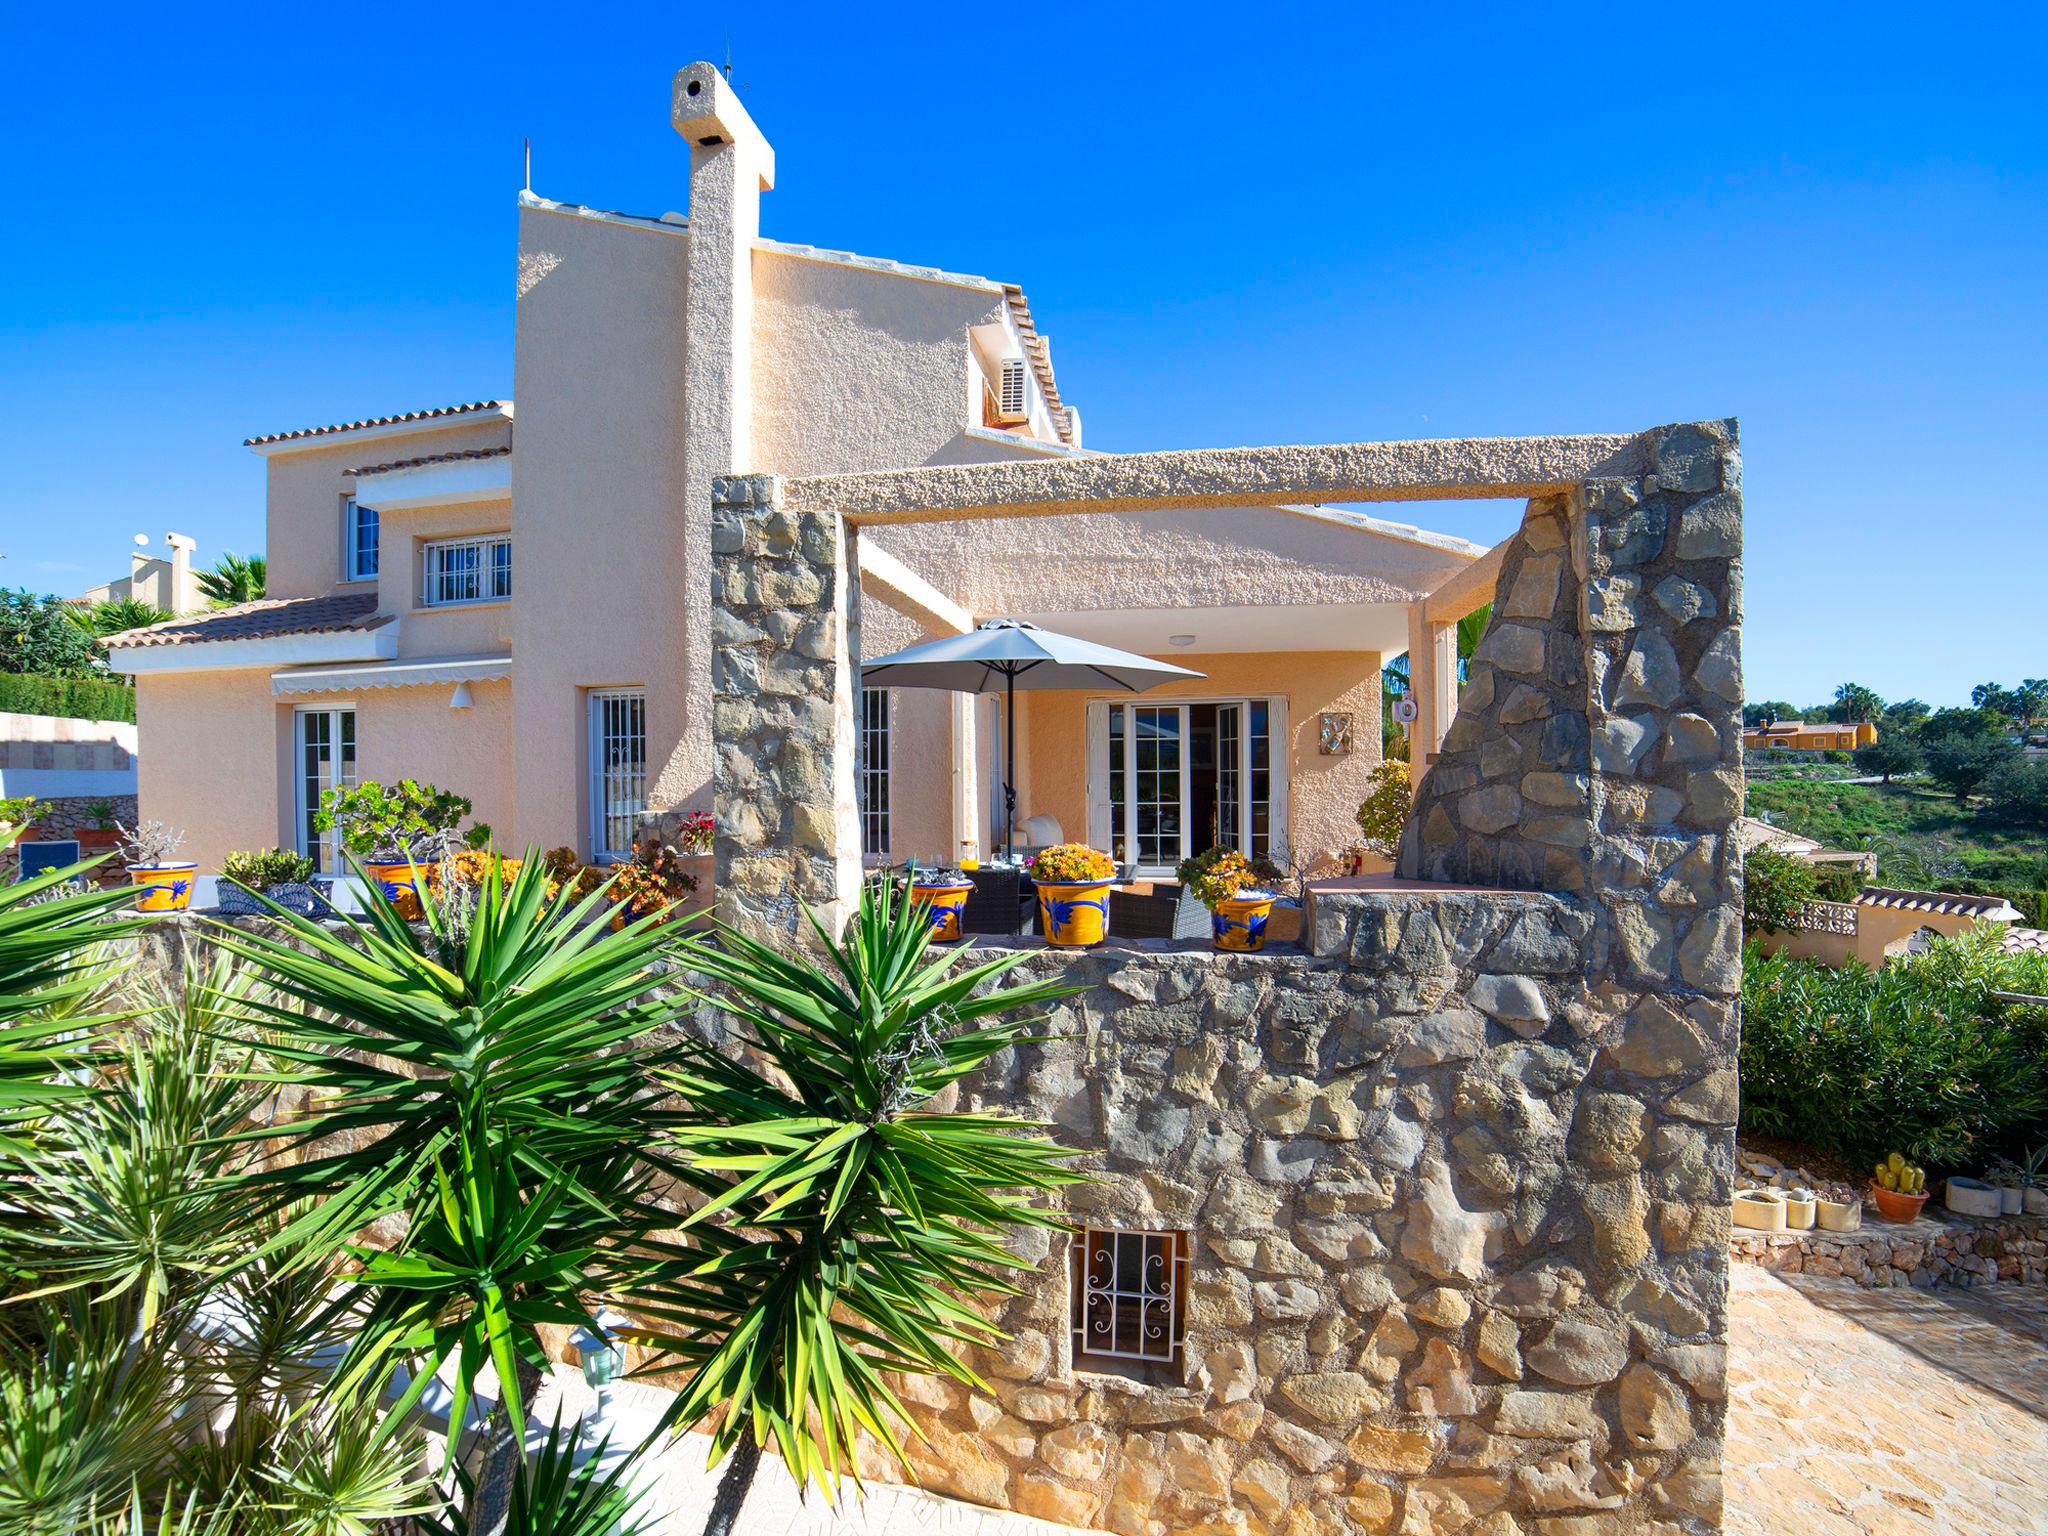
{"left": 1108, "top": 882, "right": 1210, "bottom": 941}
{"left": 959, "top": 867, "right": 1032, "bottom": 936}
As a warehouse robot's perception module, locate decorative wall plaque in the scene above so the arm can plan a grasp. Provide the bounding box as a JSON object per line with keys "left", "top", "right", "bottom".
{"left": 1319, "top": 712, "right": 1355, "bottom": 755}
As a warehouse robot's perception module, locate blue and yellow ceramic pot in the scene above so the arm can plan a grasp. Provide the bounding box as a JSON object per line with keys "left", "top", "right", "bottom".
{"left": 1038, "top": 880, "right": 1114, "bottom": 948}
{"left": 363, "top": 859, "right": 424, "bottom": 920}
{"left": 1212, "top": 890, "right": 1276, "bottom": 952}
{"left": 130, "top": 862, "right": 199, "bottom": 913}
{"left": 910, "top": 878, "right": 975, "bottom": 942}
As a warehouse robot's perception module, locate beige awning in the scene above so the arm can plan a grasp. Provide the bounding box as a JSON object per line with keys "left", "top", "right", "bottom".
{"left": 271, "top": 654, "right": 512, "bottom": 696}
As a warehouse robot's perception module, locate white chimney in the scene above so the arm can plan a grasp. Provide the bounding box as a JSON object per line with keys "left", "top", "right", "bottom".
{"left": 165, "top": 532, "right": 197, "bottom": 614}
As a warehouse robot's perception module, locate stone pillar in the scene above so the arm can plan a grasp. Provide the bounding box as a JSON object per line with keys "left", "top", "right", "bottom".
{"left": 709, "top": 474, "right": 864, "bottom": 945}
{"left": 1404, "top": 604, "right": 1461, "bottom": 786}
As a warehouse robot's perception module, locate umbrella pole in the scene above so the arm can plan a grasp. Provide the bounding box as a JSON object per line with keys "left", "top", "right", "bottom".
{"left": 1005, "top": 668, "right": 1018, "bottom": 864}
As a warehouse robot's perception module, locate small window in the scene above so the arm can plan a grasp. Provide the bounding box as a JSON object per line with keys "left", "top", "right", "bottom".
{"left": 422, "top": 535, "right": 513, "bottom": 607}
{"left": 860, "top": 687, "right": 890, "bottom": 857}
{"left": 588, "top": 688, "right": 647, "bottom": 863}
{"left": 344, "top": 496, "right": 379, "bottom": 581}
{"left": 1071, "top": 1228, "right": 1189, "bottom": 1367}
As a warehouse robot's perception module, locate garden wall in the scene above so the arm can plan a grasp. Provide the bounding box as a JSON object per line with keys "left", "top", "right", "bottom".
{"left": 710, "top": 423, "right": 1745, "bottom": 1536}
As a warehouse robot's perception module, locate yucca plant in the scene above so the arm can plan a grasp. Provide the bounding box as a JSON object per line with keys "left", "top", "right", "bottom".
{"left": 206, "top": 851, "right": 704, "bottom": 1527}
{"left": 425, "top": 1417, "right": 656, "bottom": 1536}
{"left": 631, "top": 879, "right": 1087, "bottom": 1536}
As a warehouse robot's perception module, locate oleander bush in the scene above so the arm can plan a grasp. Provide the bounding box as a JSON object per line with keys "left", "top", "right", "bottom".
{"left": 1740, "top": 930, "right": 2048, "bottom": 1171}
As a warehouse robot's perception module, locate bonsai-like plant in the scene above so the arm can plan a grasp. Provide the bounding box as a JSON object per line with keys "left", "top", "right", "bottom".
{"left": 1029, "top": 842, "right": 1116, "bottom": 883}
{"left": 221, "top": 848, "right": 316, "bottom": 890}
{"left": 1353, "top": 758, "right": 1411, "bottom": 859}
{"left": 314, "top": 779, "right": 486, "bottom": 863}
{"left": 1177, "top": 846, "right": 1283, "bottom": 909}
{"left": 116, "top": 820, "right": 186, "bottom": 867}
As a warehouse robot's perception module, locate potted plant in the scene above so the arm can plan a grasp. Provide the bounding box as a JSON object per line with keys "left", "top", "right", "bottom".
{"left": 1178, "top": 846, "right": 1284, "bottom": 952}
{"left": 1782, "top": 1187, "right": 1818, "bottom": 1231}
{"left": 540, "top": 846, "right": 606, "bottom": 904}
{"left": 1816, "top": 1193, "right": 1862, "bottom": 1232}
{"left": 76, "top": 800, "right": 121, "bottom": 854}
{"left": 120, "top": 819, "right": 197, "bottom": 912}
{"left": 1029, "top": 843, "right": 1118, "bottom": 948}
{"left": 2019, "top": 1146, "right": 2048, "bottom": 1218}
{"left": 905, "top": 864, "right": 975, "bottom": 943}
{"left": 1870, "top": 1152, "right": 1930, "bottom": 1224}
{"left": 0, "top": 795, "right": 49, "bottom": 836}
{"left": 315, "top": 779, "right": 485, "bottom": 919}
{"left": 605, "top": 838, "right": 702, "bottom": 930}
{"left": 1944, "top": 1175, "right": 2004, "bottom": 1219}
{"left": 218, "top": 847, "right": 329, "bottom": 919}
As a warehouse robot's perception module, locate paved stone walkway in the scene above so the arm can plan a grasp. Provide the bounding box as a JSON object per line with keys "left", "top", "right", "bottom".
{"left": 1726, "top": 1263, "right": 2048, "bottom": 1535}
{"left": 531, "top": 1268, "right": 2048, "bottom": 1535}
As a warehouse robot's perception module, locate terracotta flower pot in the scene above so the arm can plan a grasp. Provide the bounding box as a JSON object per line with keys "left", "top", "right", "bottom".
{"left": 75, "top": 828, "right": 120, "bottom": 854}
{"left": 910, "top": 880, "right": 974, "bottom": 943}
{"left": 1868, "top": 1183, "right": 1929, "bottom": 1224}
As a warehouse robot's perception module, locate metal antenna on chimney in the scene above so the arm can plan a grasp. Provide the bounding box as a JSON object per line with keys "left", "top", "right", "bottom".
{"left": 723, "top": 37, "right": 733, "bottom": 80}
{"left": 523, "top": 138, "right": 532, "bottom": 194}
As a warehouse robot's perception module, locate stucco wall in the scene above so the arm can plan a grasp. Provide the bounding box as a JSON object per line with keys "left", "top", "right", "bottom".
{"left": 751, "top": 251, "right": 1013, "bottom": 477}
{"left": 134, "top": 670, "right": 285, "bottom": 869}
{"left": 376, "top": 499, "right": 516, "bottom": 660}
{"left": 350, "top": 679, "right": 516, "bottom": 850}
{"left": 509, "top": 205, "right": 688, "bottom": 852}
{"left": 1010, "top": 651, "right": 1384, "bottom": 874}
{"left": 262, "top": 419, "right": 511, "bottom": 600}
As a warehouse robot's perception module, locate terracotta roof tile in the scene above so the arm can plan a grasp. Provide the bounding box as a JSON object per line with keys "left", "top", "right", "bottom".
{"left": 1857, "top": 887, "right": 2022, "bottom": 919}
{"left": 245, "top": 400, "right": 507, "bottom": 448}
{"left": 2000, "top": 927, "right": 2048, "bottom": 955}
{"left": 103, "top": 593, "right": 385, "bottom": 649}
{"left": 1001, "top": 286, "right": 1073, "bottom": 445}
{"left": 348, "top": 445, "right": 512, "bottom": 478}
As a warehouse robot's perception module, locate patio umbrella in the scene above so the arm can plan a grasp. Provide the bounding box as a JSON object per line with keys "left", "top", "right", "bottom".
{"left": 860, "top": 618, "right": 1204, "bottom": 863}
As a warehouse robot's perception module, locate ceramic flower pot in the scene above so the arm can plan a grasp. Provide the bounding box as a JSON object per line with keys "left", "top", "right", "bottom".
{"left": 1732, "top": 1189, "right": 1787, "bottom": 1233}
{"left": 1998, "top": 1184, "right": 2024, "bottom": 1216}
{"left": 1869, "top": 1183, "right": 1929, "bottom": 1224}
{"left": 1038, "top": 880, "right": 1113, "bottom": 948}
{"left": 2024, "top": 1187, "right": 2048, "bottom": 1218}
{"left": 1816, "top": 1196, "right": 1862, "bottom": 1233}
{"left": 1782, "top": 1190, "right": 1818, "bottom": 1231}
{"left": 1944, "top": 1177, "right": 2003, "bottom": 1219}
{"left": 910, "top": 880, "right": 975, "bottom": 943}
{"left": 363, "top": 859, "right": 424, "bottom": 920}
{"left": 129, "top": 862, "right": 199, "bottom": 913}
{"left": 1212, "top": 891, "right": 1277, "bottom": 952}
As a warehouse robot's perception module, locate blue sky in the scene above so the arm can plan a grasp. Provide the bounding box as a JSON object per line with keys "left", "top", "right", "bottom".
{"left": 3, "top": 3, "right": 2042, "bottom": 708}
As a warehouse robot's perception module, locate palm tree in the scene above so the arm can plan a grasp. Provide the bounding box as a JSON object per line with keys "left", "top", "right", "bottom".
{"left": 208, "top": 854, "right": 704, "bottom": 1530}
{"left": 65, "top": 598, "right": 173, "bottom": 641}
{"left": 632, "top": 881, "right": 1086, "bottom": 1536}
{"left": 1832, "top": 682, "right": 1885, "bottom": 724}
{"left": 197, "top": 553, "right": 266, "bottom": 609}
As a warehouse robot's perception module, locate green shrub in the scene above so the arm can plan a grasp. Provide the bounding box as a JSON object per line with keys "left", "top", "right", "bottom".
{"left": 0, "top": 589, "right": 103, "bottom": 679}
{"left": 1743, "top": 848, "right": 1817, "bottom": 935}
{"left": 1740, "top": 932, "right": 2048, "bottom": 1171}
{"left": 0, "top": 672, "right": 135, "bottom": 722}
{"left": 221, "top": 847, "right": 316, "bottom": 888}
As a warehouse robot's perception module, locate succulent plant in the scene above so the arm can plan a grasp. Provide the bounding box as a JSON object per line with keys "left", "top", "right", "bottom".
{"left": 1873, "top": 1151, "right": 1926, "bottom": 1194}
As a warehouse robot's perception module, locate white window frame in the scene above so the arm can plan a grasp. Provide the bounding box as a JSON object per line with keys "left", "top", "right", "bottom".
{"left": 421, "top": 534, "right": 513, "bottom": 608}
{"left": 294, "top": 705, "right": 357, "bottom": 874}
{"left": 860, "top": 688, "right": 891, "bottom": 858}
{"left": 343, "top": 496, "right": 379, "bottom": 582}
{"left": 587, "top": 688, "right": 647, "bottom": 863}
{"left": 1070, "top": 1227, "right": 1189, "bottom": 1367}
{"left": 1086, "top": 697, "right": 1289, "bottom": 878}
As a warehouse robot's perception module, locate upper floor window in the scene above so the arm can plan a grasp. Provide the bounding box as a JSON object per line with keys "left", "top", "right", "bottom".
{"left": 343, "top": 496, "right": 379, "bottom": 581}
{"left": 422, "top": 535, "right": 513, "bottom": 607}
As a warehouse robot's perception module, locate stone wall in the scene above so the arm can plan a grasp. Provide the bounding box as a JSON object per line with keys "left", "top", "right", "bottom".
{"left": 1733, "top": 1213, "right": 2048, "bottom": 1290}
{"left": 707, "top": 474, "right": 865, "bottom": 944}
{"left": 712, "top": 426, "right": 1744, "bottom": 1534}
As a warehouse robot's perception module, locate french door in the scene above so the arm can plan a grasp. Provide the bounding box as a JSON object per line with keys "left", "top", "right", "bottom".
{"left": 1089, "top": 698, "right": 1286, "bottom": 877}
{"left": 295, "top": 706, "right": 357, "bottom": 874}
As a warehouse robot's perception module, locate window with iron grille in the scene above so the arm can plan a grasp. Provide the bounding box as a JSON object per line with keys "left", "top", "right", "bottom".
{"left": 588, "top": 688, "right": 646, "bottom": 863}
{"left": 1070, "top": 1228, "right": 1189, "bottom": 1367}
{"left": 421, "top": 535, "right": 513, "bottom": 606}
{"left": 860, "top": 687, "right": 890, "bottom": 857}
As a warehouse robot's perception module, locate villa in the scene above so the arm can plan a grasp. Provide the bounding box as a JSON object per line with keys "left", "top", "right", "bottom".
{"left": 1740, "top": 718, "right": 1875, "bottom": 753}
{"left": 103, "top": 65, "right": 1497, "bottom": 881}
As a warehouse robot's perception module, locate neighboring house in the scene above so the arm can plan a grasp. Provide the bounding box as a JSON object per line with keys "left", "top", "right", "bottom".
{"left": 105, "top": 65, "right": 1488, "bottom": 876}
{"left": 1756, "top": 884, "right": 2023, "bottom": 967}
{"left": 76, "top": 533, "right": 205, "bottom": 616}
{"left": 1741, "top": 718, "right": 1875, "bottom": 752}
{"left": 1734, "top": 814, "right": 1876, "bottom": 879}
